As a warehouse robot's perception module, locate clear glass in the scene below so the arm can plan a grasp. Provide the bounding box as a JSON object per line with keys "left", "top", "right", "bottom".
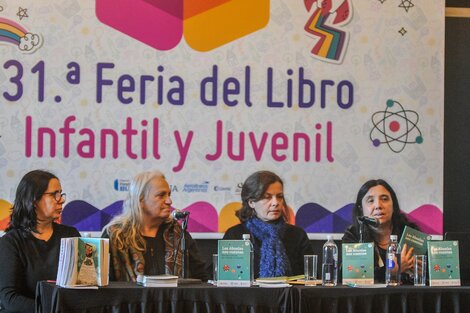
{"left": 304, "top": 255, "right": 318, "bottom": 281}
{"left": 414, "top": 255, "right": 427, "bottom": 286}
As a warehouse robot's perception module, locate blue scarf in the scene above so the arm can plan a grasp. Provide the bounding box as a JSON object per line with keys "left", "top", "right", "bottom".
{"left": 245, "top": 217, "right": 291, "bottom": 277}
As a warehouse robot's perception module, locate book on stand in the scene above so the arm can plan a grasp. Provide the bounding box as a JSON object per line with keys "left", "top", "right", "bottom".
{"left": 427, "top": 240, "right": 461, "bottom": 286}
{"left": 56, "top": 237, "right": 109, "bottom": 287}
{"left": 342, "top": 242, "right": 374, "bottom": 285}
{"left": 217, "top": 240, "right": 251, "bottom": 287}
{"left": 399, "top": 226, "right": 431, "bottom": 255}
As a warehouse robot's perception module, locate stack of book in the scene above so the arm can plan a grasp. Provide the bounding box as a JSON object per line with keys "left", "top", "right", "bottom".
{"left": 141, "top": 274, "right": 179, "bottom": 287}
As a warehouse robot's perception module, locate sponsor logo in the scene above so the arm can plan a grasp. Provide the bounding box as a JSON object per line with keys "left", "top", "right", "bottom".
{"left": 114, "top": 179, "right": 130, "bottom": 192}
{"left": 182, "top": 181, "right": 209, "bottom": 193}
{"left": 213, "top": 186, "right": 231, "bottom": 192}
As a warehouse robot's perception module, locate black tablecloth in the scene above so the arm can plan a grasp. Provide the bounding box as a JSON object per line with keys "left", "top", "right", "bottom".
{"left": 36, "top": 282, "right": 470, "bottom": 313}
{"left": 36, "top": 282, "right": 293, "bottom": 313}
{"left": 293, "top": 285, "right": 470, "bottom": 313}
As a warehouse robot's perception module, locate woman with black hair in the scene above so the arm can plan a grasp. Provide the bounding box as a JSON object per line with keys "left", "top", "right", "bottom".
{"left": 342, "top": 179, "right": 417, "bottom": 283}
{"left": 0, "top": 170, "right": 80, "bottom": 313}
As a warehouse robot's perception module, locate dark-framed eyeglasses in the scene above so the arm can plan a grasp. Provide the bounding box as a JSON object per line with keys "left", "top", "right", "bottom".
{"left": 43, "top": 191, "right": 66, "bottom": 202}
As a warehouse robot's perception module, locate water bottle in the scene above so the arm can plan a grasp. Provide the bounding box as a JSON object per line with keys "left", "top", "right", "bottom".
{"left": 242, "top": 234, "right": 254, "bottom": 285}
{"left": 385, "top": 234, "right": 402, "bottom": 286}
{"left": 321, "top": 235, "right": 338, "bottom": 286}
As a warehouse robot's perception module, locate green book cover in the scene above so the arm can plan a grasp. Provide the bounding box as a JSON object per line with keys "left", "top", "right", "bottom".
{"left": 427, "top": 240, "right": 461, "bottom": 286}
{"left": 398, "top": 226, "right": 431, "bottom": 255}
{"left": 217, "top": 240, "right": 250, "bottom": 287}
{"left": 342, "top": 243, "right": 374, "bottom": 285}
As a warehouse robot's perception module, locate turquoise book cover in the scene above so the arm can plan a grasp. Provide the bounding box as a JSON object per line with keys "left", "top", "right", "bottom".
{"left": 217, "top": 240, "right": 250, "bottom": 287}
{"left": 399, "top": 226, "right": 431, "bottom": 255}
{"left": 342, "top": 243, "right": 374, "bottom": 285}
{"left": 428, "top": 240, "right": 461, "bottom": 286}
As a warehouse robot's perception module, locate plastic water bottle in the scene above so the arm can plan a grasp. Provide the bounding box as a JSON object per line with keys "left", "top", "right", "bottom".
{"left": 242, "top": 234, "right": 254, "bottom": 285}
{"left": 321, "top": 235, "right": 338, "bottom": 286}
{"left": 385, "top": 234, "right": 401, "bottom": 286}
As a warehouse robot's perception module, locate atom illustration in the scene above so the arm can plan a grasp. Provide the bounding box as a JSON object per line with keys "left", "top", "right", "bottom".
{"left": 370, "top": 99, "right": 423, "bottom": 153}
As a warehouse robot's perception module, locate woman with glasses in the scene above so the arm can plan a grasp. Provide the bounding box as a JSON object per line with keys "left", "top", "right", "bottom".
{"left": 0, "top": 170, "right": 80, "bottom": 313}
{"left": 223, "top": 171, "right": 314, "bottom": 278}
{"left": 102, "top": 170, "right": 210, "bottom": 281}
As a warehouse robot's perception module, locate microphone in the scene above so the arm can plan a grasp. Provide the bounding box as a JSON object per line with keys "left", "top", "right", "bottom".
{"left": 357, "top": 216, "right": 380, "bottom": 227}
{"left": 172, "top": 210, "right": 190, "bottom": 220}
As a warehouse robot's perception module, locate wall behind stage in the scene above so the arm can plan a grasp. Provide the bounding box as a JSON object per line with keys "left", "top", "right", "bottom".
{"left": 444, "top": 1, "right": 470, "bottom": 234}
{"left": 0, "top": 0, "right": 444, "bottom": 236}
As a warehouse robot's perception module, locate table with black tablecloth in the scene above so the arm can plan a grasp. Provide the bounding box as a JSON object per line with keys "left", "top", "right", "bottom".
{"left": 36, "top": 281, "right": 470, "bottom": 313}
{"left": 292, "top": 285, "right": 470, "bottom": 313}
{"left": 36, "top": 281, "right": 293, "bottom": 313}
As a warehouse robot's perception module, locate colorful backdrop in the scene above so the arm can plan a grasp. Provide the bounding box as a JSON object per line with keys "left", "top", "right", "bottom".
{"left": 0, "top": 0, "right": 444, "bottom": 237}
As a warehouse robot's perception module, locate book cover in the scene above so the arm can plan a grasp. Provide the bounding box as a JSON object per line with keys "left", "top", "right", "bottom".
{"left": 56, "top": 237, "right": 109, "bottom": 287}
{"left": 342, "top": 242, "right": 374, "bottom": 285}
{"left": 217, "top": 240, "right": 251, "bottom": 287}
{"left": 399, "top": 226, "right": 431, "bottom": 255}
{"left": 427, "top": 240, "right": 461, "bottom": 286}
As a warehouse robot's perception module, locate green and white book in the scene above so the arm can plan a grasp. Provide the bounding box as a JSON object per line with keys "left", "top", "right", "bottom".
{"left": 217, "top": 240, "right": 251, "bottom": 287}
{"left": 342, "top": 242, "right": 374, "bottom": 285}
{"left": 427, "top": 240, "right": 461, "bottom": 286}
{"left": 399, "top": 226, "right": 431, "bottom": 255}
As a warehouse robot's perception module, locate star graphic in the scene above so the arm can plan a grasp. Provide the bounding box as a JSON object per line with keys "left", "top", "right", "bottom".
{"left": 398, "top": 27, "right": 407, "bottom": 36}
{"left": 398, "top": 0, "right": 414, "bottom": 13}
{"left": 17, "top": 7, "right": 29, "bottom": 20}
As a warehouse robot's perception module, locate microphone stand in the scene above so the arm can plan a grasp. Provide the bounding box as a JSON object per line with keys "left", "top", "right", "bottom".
{"left": 180, "top": 216, "right": 189, "bottom": 278}
{"left": 359, "top": 220, "right": 365, "bottom": 243}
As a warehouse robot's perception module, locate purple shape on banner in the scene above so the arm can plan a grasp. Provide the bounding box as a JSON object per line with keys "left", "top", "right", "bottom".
{"left": 295, "top": 203, "right": 330, "bottom": 227}
{"left": 62, "top": 200, "right": 125, "bottom": 231}
{"left": 62, "top": 200, "right": 99, "bottom": 226}
{"left": 101, "top": 201, "right": 124, "bottom": 228}
{"left": 335, "top": 203, "right": 354, "bottom": 222}
{"left": 73, "top": 210, "right": 103, "bottom": 231}
{"left": 181, "top": 201, "right": 218, "bottom": 232}
{"left": 296, "top": 203, "right": 354, "bottom": 233}
{"left": 406, "top": 205, "right": 443, "bottom": 235}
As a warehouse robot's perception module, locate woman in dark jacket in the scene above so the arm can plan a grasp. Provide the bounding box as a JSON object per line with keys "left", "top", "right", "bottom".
{"left": 342, "top": 179, "right": 418, "bottom": 283}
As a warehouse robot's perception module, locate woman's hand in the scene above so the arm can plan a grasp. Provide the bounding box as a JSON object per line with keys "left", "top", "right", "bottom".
{"left": 400, "top": 243, "right": 415, "bottom": 274}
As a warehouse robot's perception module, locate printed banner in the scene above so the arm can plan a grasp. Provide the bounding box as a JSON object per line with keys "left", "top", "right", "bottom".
{"left": 0, "top": 0, "right": 444, "bottom": 236}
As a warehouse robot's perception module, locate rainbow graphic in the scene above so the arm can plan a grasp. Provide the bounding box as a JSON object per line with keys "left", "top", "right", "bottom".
{"left": 304, "top": 0, "right": 352, "bottom": 64}
{"left": 0, "top": 17, "right": 42, "bottom": 52}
